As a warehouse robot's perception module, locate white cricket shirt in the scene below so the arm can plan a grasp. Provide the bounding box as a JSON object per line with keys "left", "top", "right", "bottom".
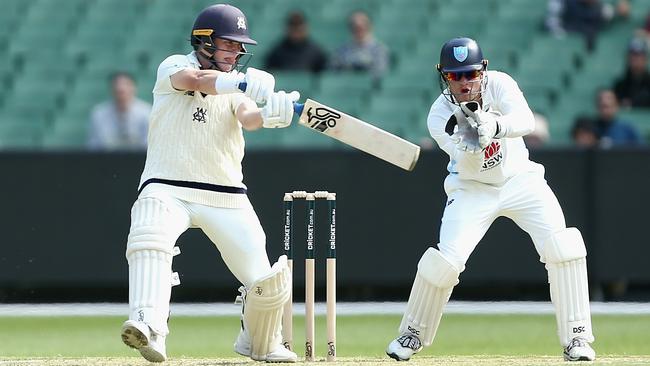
{"left": 427, "top": 70, "right": 542, "bottom": 185}
{"left": 138, "top": 52, "right": 250, "bottom": 208}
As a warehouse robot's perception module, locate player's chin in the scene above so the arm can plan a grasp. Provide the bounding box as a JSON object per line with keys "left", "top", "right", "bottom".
{"left": 455, "top": 94, "right": 472, "bottom": 103}
{"left": 217, "top": 62, "right": 236, "bottom": 73}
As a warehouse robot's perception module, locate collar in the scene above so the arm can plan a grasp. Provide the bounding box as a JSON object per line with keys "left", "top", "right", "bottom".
{"left": 188, "top": 51, "right": 202, "bottom": 69}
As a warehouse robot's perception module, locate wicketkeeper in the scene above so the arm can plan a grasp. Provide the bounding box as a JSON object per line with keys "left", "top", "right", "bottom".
{"left": 386, "top": 37, "right": 596, "bottom": 362}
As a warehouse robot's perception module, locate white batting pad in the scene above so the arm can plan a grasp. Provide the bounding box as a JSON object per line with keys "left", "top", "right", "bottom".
{"left": 126, "top": 197, "right": 178, "bottom": 336}
{"left": 543, "top": 228, "right": 594, "bottom": 346}
{"left": 399, "top": 247, "right": 460, "bottom": 346}
{"left": 243, "top": 255, "right": 291, "bottom": 360}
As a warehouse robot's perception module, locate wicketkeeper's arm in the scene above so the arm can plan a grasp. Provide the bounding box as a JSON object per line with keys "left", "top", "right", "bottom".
{"left": 490, "top": 75, "right": 535, "bottom": 138}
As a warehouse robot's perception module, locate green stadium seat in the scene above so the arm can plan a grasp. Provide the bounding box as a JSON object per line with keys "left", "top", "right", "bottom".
{"left": 311, "top": 90, "right": 366, "bottom": 118}
{"left": 374, "top": 12, "right": 427, "bottom": 55}
{"left": 280, "top": 123, "right": 338, "bottom": 149}
{"left": 380, "top": 76, "right": 434, "bottom": 108}
{"left": 495, "top": 0, "right": 547, "bottom": 22}
{"left": 273, "top": 71, "right": 316, "bottom": 97}
{"left": 65, "top": 28, "right": 126, "bottom": 62}
{"left": 319, "top": 0, "right": 378, "bottom": 20}
{"left": 41, "top": 116, "right": 88, "bottom": 149}
{"left": 319, "top": 72, "right": 375, "bottom": 95}
{"left": 360, "top": 97, "right": 418, "bottom": 137}
{"left": 0, "top": 118, "right": 45, "bottom": 147}
{"left": 525, "top": 91, "right": 554, "bottom": 116}
{"left": 309, "top": 19, "right": 349, "bottom": 51}
{"left": 7, "top": 24, "right": 71, "bottom": 61}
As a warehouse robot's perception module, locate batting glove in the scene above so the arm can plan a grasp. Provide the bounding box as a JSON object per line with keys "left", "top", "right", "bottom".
{"left": 243, "top": 67, "right": 275, "bottom": 104}
{"left": 262, "top": 90, "right": 300, "bottom": 128}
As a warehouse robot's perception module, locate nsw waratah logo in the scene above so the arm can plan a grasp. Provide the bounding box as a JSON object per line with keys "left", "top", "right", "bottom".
{"left": 481, "top": 141, "right": 503, "bottom": 171}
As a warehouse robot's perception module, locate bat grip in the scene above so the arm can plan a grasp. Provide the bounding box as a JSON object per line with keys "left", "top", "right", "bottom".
{"left": 238, "top": 82, "right": 304, "bottom": 115}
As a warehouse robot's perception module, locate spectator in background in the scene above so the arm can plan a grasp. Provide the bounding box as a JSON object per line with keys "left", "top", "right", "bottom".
{"left": 264, "top": 11, "right": 328, "bottom": 73}
{"left": 593, "top": 89, "right": 643, "bottom": 147}
{"left": 523, "top": 112, "right": 551, "bottom": 148}
{"left": 88, "top": 72, "right": 151, "bottom": 150}
{"left": 331, "top": 10, "right": 389, "bottom": 80}
{"left": 571, "top": 115, "right": 600, "bottom": 148}
{"left": 545, "top": 0, "right": 630, "bottom": 52}
{"left": 613, "top": 37, "right": 650, "bottom": 108}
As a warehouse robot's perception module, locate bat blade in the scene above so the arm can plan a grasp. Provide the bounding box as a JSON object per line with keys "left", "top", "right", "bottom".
{"left": 297, "top": 99, "right": 420, "bottom": 171}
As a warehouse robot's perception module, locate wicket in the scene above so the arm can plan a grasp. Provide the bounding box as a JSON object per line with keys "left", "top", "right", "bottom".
{"left": 281, "top": 190, "right": 336, "bottom": 362}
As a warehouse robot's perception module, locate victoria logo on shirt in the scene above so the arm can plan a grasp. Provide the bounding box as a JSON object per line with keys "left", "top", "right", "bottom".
{"left": 481, "top": 141, "right": 503, "bottom": 171}
{"left": 192, "top": 107, "right": 207, "bottom": 123}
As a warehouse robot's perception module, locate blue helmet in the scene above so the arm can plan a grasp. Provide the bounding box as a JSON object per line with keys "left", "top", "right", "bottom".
{"left": 436, "top": 37, "right": 488, "bottom": 105}
{"left": 191, "top": 4, "right": 257, "bottom": 70}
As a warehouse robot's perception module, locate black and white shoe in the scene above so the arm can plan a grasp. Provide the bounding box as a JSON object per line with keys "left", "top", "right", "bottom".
{"left": 386, "top": 333, "right": 423, "bottom": 361}
{"left": 564, "top": 337, "right": 596, "bottom": 361}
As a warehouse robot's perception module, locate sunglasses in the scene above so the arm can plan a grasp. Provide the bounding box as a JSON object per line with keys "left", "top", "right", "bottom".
{"left": 443, "top": 69, "right": 482, "bottom": 81}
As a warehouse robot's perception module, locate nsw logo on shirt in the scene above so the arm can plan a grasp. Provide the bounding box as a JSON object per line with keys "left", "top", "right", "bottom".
{"left": 480, "top": 141, "right": 503, "bottom": 171}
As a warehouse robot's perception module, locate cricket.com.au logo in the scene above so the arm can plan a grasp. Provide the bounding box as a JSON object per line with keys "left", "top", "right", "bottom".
{"left": 306, "top": 106, "right": 341, "bottom": 132}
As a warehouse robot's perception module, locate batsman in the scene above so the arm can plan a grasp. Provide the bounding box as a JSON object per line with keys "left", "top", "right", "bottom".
{"left": 120, "top": 4, "right": 298, "bottom": 363}
{"left": 386, "top": 37, "right": 595, "bottom": 362}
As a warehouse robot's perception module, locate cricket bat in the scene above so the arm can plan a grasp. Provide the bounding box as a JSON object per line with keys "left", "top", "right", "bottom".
{"left": 238, "top": 83, "right": 421, "bottom": 171}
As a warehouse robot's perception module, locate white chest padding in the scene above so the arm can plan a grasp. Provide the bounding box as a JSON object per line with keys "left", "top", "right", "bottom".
{"left": 243, "top": 255, "right": 291, "bottom": 360}
{"left": 399, "top": 247, "right": 460, "bottom": 346}
{"left": 126, "top": 197, "right": 180, "bottom": 336}
{"left": 543, "top": 228, "right": 594, "bottom": 346}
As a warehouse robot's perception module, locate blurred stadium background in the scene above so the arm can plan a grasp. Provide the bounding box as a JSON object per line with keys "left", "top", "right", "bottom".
{"left": 1, "top": 0, "right": 650, "bottom": 149}
{"left": 2, "top": 0, "right": 650, "bottom": 362}
{"left": 1, "top": 0, "right": 650, "bottom": 304}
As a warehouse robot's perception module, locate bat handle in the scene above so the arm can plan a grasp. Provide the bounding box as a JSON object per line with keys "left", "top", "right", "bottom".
{"left": 238, "top": 82, "right": 304, "bottom": 116}
{"left": 293, "top": 102, "right": 304, "bottom": 115}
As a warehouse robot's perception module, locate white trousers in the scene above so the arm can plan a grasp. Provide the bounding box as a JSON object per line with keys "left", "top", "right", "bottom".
{"left": 132, "top": 184, "right": 272, "bottom": 289}
{"left": 439, "top": 170, "right": 566, "bottom": 271}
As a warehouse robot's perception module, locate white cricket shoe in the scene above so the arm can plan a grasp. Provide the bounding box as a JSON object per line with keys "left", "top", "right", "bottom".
{"left": 386, "top": 333, "right": 423, "bottom": 361}
{"left": 564, "top": 337, "right": 596, "bottom": 361}
{"left": 121, "top": 319, "right": 167, "bottom": 362}
{"left": 234, "top": 329, "right": 298, "bottom": 362}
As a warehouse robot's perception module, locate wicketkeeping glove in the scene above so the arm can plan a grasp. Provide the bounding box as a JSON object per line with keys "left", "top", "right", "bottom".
{"left": 261, "top": 90, "right": 300, "bottom": 128}
{"left": 460, "top": 101, "right": 502, "bottom": 149}
{"left": 447, "top": 107, "right": 482, "bottom": 154}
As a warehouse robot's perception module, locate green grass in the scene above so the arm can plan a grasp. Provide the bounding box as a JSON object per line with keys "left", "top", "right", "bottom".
{"left": 0, "top": 314, "right": 648, "bottom": 364}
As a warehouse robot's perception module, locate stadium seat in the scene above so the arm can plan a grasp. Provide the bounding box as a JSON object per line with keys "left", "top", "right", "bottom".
{"left": 0, "top": 121, "right": 43, "bottom": 148}
{"left": 281, "top": 123, "right": 338, "bottom": 149}
{"left": 319, "top": 72, "right": 375, "bottom": 95}
{"left": 273, "top": 71, "right": 316, "bottom": 97}
{"left": 360, "top": 97, "right": 418, "bottom": 137}
{"left": 41, "top": 116, "right": 88, "bottom": 149}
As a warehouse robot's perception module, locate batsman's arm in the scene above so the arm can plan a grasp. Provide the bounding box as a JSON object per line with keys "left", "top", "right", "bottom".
{"left": 170, "top": 69, "right": 228, "bottom": 95}
{"left": 236, "top": 100, "right": 264, "bottom": 131}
